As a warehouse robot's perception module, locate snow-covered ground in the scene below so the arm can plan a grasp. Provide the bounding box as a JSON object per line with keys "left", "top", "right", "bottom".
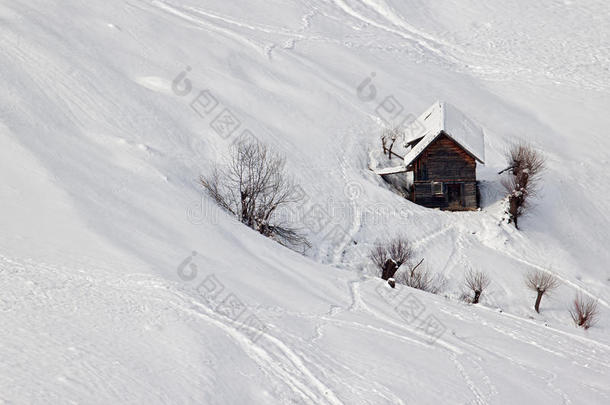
{"left": 1, "top": 0, "right": 609, "bottom": 403}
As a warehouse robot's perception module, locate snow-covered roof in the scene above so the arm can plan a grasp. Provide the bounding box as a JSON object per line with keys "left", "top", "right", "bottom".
{"left": 402, "top": 101, "right": 485, "bottom": 167}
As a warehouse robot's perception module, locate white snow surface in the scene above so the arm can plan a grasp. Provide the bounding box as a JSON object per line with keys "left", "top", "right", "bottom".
{"left": 372, "top": 165, "right": 407, "bottom": 175}
{"left": 1, "top": 0, "right": 609, "bottom": 404}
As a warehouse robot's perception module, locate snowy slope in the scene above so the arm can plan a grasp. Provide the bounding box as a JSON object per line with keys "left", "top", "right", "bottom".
{"left": 1, "top": 0, "right": 609, "bottom": 403}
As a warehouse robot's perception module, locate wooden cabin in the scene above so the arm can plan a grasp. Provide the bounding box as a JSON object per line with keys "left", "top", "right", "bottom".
{"left": 374, "top": 101, "right": 485, "bottom": 211}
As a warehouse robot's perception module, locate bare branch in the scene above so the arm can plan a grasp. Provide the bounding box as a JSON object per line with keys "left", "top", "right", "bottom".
{"left": 380, "top": 126, "right": 405, "bottom": 160}
{"left": 525, "top": 270, "right": 560, "bottom": 293}
{"left": 497, "top": 165, "right": 517, "bottom": 175}
{"left": 387, "top": 238, "right": 413, "bottom": 268}
{"left": 409, "top": 258, "right": 425, "bottom": 276}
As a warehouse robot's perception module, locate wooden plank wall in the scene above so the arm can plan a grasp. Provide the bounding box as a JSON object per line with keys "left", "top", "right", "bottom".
{"left": 412, "top": 133, "right": 478, "bottom": 210}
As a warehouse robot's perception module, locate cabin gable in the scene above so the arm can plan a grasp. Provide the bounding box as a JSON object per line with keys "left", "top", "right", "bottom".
{"left": 412, "top": 132, "right": 476, "bottom": 182}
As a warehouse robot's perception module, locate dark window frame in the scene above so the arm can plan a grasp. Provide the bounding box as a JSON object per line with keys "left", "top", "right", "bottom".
{"left": 431, "top": 181, "right": 444, "bottom": 195}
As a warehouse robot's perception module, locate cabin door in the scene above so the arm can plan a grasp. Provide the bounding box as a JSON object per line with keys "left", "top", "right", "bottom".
{"left": 447, "top": 184, "right": 463, "bottom": 208}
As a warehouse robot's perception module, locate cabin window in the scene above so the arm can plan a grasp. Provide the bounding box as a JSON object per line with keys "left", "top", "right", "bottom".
{"left": 431, "top": 182, "right": 443, "bottom": 195}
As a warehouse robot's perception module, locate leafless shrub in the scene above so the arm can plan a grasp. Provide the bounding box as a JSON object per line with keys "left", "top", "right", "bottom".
{"left": 458, "top": 291, "right": 470, "bottom": 302}
{"left": 500, "top": 143, "right": 545, "bottom": 229}
{"left": 200, "top": 140, "right": 309, "bottom": 251}
{"left": 464, "top": 270, "right": 491, "bottom": 304}
{"left": 396, "top": 259, "right": 447, "bottom": 295}
{"left": 370, "top": 237, "right": 413, "bottom": 280}
{"left": 381, "top": 126, "right": 404, "bottom": 160}
{"left": 569, "top": 294, "right": 599, "bottom": 330}
{"left": 525, "top": 270, "right": 560, "bottom": 313}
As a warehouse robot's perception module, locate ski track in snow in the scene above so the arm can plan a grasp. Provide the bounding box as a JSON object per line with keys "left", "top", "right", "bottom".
{"left": 270, "top": 324, "right": 407, "bottom": 404}
{"left": 182, "top": 303, "right": 344, "bottom": 405}
{"left": 0, "top": 254, "right": 343, "bottom": 405}
{"left": 152, "top": 0, "right": 610, "bottom": 90}
{"left": 148, "top": 0, "right": 268, "bottom": 56}
{"left": 455, "top": 323, "right": 574, "bottom": 404}
{"left": 0, "top": 253, "right": 453, "bottom": 404}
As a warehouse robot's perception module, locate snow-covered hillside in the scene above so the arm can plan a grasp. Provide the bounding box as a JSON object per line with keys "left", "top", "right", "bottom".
{"left": 1, "top": 0, "right": 609, "bottom": 403}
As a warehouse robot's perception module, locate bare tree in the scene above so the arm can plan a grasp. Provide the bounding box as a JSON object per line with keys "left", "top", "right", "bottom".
{"left": 525, "top": 270, "right": 560, "bottom": 313}
{"left": 500, "top": 143, "right": 545, "bottom": 229}
{"left": 370, "top": 237, "right": 413, "bottom": 280}
{"left": 464, "top": 270, "right": 491, "bottom": 304}
{"left": 569, "top": 294, "right": 599, "bottom": 330}
{"left": 200, "top": 140, "right": 309, "bottom": 250}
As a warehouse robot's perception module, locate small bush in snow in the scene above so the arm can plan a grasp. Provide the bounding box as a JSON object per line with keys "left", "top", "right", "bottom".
{"left": 370, "top": 237, "right": 413, "bottom": 280}
{"left": 200, "top": 139, "right": 309, "bottom": 251}
{"left": 500, "top": 143, "right": 545, "bottom": 229}
{"left": 569, "top": 294, "right": 599, "bottom": 330}
{"left": 525, "top": 270, "right": 560, "bottom": 313}
{"left": 396, "top": 259, "right": 447, "bottom": 295}
{"left": 464, "top": 270, "right": 491, "bottom": 304}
